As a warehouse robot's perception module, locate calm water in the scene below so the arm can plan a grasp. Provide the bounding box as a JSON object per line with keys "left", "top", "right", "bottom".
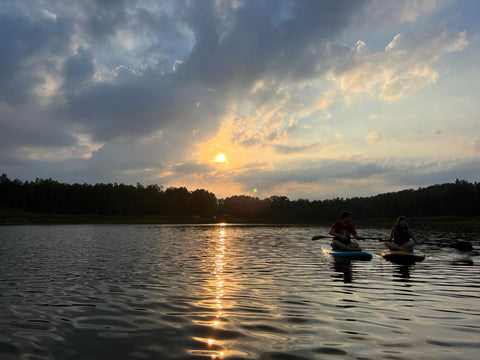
{"left": 0, "top": 224, "right": 479, "bottom": 360}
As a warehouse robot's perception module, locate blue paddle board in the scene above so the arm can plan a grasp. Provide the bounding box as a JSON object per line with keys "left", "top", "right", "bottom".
{"left": 381, "top": 250, "right": 425, "bottom": 263}
{"left": 323, "top": 248, "right": 373, "bottom": 261}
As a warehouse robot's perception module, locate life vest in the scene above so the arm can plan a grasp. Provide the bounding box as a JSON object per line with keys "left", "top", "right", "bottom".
{"left": 393, "top": 225, "right": 410, "bottom": 245}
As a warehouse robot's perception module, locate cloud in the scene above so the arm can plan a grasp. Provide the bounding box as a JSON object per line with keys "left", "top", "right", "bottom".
{"left": 352, "top": 0, "right": 441, "bottom": 30}
{"left": 274, "top": 143, "right": 318, "bottom": 154}
{"left": 330, "top": 27, "right": 468, "bottom": 102}
{"left": 227, "top": 156, "right": 480, "bottom": 200}
{"left": 383, "top": 158, "right": 480, "bottom": 188}
{"left": 2, "top": 0, "right": 454, "bottom": 160}
{"left": 0, "top": 102, "right": 77, "bottom": 158}
{"left": 473, "top": 138, "right": 480, "bottom": 153}
{"left": 232, "top": 159, "right": 389, "bottom": 195}
{"left": 365, "top": 131, "right": 384, "bottom": 144}
{"left": 27, "top": 1, "right": 363, "bottom": 149}
{"left": 0, "top": 10, "right": 71, "bottom": 105}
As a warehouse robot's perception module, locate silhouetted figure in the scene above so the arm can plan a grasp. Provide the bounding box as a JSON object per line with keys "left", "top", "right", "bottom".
{"left": 329, "top": 210, "right": 364, "bottom": 252}
{"left": 385, "top": 216, "right": 416, "bottom": 251}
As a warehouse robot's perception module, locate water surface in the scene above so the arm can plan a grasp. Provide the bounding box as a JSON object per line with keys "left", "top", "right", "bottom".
{"left": 0, "top": 224, "right": 479, "bottom": 359}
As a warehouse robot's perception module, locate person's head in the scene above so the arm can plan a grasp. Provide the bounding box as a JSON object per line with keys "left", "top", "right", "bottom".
{"left": 396, "top": 216, "right": 408, "bottom": 226}
{"left": 340, "top": 210, "right": 352, "bottom": 220}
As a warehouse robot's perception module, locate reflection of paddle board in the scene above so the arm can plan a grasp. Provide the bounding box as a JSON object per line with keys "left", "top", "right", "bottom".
{"left": 381, "top": 250, "right": 425, "bottom": 263}
{"left": 323, "top": 248, "right": 372, "bottom": 261}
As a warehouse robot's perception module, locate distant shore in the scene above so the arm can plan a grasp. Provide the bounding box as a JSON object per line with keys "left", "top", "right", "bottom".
{"left": 353, "top": 216, "right": 480, "bottom": 230}
{"left": 1, "top": 208, "right": 480, "bottom": 229}
{"left": 0, "top": 209, "right": 221, "bottom": 225}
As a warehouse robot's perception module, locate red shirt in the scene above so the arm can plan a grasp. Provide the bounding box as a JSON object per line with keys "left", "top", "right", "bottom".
{"left": 331, "top": 221, "right": 357, "bottom": 244}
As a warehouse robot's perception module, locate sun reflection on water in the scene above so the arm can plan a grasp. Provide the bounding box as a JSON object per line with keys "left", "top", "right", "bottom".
{"left": 209, "top": 225, "right": 225, "bottom": 359}
{"left": 189, "top": 224, "right": 244, "bottom": 358}
{"left": 209, "top": 226, "right": 226, "bottom": 359}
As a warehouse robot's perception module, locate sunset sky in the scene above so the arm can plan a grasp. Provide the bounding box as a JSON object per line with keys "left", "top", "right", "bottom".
{"left": 1, "top": 0, "right": 479, "bottom": 200}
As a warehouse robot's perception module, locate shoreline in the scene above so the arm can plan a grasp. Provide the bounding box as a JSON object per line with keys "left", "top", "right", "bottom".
{"left": 1, "top": 209, "right": 480, "bottom": 229}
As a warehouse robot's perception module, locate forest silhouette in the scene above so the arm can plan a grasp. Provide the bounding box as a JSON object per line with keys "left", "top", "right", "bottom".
{"left": 1, "top": 174, "right": 479, "bottom": 223}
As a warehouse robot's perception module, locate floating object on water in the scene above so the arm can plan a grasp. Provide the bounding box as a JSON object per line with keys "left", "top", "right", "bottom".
{"left": 449, "top": 241, "right": 473, "bottom": 252}
{"left": 323, "top": 248, "right": 373, "bottom": 261}
{"left": 381, "top": 250, "right": 426, "bottom": 263}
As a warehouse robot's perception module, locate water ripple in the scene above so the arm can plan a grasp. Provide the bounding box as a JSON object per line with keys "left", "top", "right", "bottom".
{"left": 0, "top": 224, "right": 479, "bottom": 359}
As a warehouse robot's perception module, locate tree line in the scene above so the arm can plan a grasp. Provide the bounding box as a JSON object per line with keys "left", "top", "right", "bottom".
{"left": 1, "top": 174, "right": 479, "bottom": 221}
{"left": 0, "top": 174, "right": 217, "bottom": 216}
{"left": 218, "top": 179, "right": 480, "bottom": 222}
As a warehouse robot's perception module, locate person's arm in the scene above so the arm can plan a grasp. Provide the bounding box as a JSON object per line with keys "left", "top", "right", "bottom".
{"left": 329, "top": 224, "right": 344, "bottom": 239}
{"left": 353, "top": 232, "right": 365, "bottom": 240}
{"left": 408, "top": 229, "right": 416, "bottom": 243}
{"left": 351, "top": 225, "right": 364, "bottom": 240}
{"left": 328, "top": 226, "right": 337, "bottom": 238}
{"left": 384, "top": 228, "right": 394, "bottom": 242}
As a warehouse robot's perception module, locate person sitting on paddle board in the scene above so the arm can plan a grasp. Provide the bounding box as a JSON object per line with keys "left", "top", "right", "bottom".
{"left": 385, "top": 216, "right": 416, "bottom": 251}
{"left": 329, "top": 210, "right": 364, "bottom": 251}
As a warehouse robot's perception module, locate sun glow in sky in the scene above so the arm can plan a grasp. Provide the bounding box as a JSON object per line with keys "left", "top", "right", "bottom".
{"left": 215, "top": 153, "right": 227, "bottom": 163}
{"left": 1, "top": 0, "right": 479, "bottom": 200}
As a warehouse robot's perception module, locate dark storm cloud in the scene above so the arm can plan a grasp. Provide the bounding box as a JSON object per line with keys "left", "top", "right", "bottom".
{"left": 83, "top": 0, "right": 130, "bottom": 41}
{"left": 63, "top": 48, "right": 96, "bottom": 94}
{"left": 0, "top": 4, "right": 77, "bottom": 160}
{"left": 178, "top": 0, "right": 363, "bottom": 91}
{"left": 0, "top": 104, "right": 75, "bottom": 149}
{"left": 63, "top": 73, "right": 226, "bottom": 141}
{"left": 0, "top": 11, "right": 71, "bottom": 105}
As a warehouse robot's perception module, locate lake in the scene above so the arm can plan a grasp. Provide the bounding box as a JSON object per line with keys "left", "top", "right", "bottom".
{"left": 0, "top": 224, "right": 479, "bottom": 360}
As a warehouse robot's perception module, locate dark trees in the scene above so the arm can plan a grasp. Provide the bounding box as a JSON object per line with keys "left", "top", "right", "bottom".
{"left": 0, "top": 174, "right": 217, "bottom": 217}
{"left": 1, "top": 174, "right": 479, "bottom": 220}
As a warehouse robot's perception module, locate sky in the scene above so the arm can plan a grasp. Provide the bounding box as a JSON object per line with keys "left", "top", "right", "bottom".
{"left": 1, "top": 0, "right": 479, "bottom": 201}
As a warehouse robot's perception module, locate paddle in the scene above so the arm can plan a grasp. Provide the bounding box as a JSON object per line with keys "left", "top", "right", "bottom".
{"left": 312, "top": 236, "right": 475, "bottom": 251}
{"left": 311, "top": 235, "right": 330, "bottom": 240}
{"left": 449, "top": 241, "right": 473, "bottom": 251}
{"left": 311, "top": 235, "right": 384, "bottom": 241}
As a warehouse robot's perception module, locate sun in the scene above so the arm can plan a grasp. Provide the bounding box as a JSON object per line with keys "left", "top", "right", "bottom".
{"left": 215, "top": 153, "right": 227, "bottom": 163}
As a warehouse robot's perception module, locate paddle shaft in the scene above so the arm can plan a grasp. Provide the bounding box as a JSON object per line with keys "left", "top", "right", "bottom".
{"left": 311, "top": 235, "right": 475, "bottom": 248}
{"left": 312, "top": 235, "right": 383, "bottom": 241}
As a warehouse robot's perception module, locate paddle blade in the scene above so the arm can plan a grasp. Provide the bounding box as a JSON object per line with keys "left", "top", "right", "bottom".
{"left": 312, "top": 235, "right": 329, "bottom": 240}
{"left": 449, "top": 241, "right": 473, "bottom": 251}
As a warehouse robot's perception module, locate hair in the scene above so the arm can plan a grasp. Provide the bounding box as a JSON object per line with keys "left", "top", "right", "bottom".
{"left": 395, "top": 216, "right": 408, "bottom": 226}
{"left": 340, "top": 210, "right": 352, "bottom": 219}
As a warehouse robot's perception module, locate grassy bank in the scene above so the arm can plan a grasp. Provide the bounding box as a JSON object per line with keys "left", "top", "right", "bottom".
{"left": 354, "top": 216, "right": 480, "bottom": 230}
{"left": 0, "top": 208, "right": 221, "bottom": 225}
{"left": 1, "top": 208, "right": 480, "bottom": 228}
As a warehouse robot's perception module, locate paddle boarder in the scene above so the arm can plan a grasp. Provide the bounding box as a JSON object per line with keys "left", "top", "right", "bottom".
{"left": 385, "top": 216, "right": 416, "bottom": 251}
{"left": 329, "top": 210, "right": 364, "bottom": 251}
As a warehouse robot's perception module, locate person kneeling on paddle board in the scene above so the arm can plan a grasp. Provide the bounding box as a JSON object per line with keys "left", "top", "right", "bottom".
{"left": 329, "top": 210, "right": 364, "bottom": 251}
{"left": 385, "top": 216, "right": 416, "bottom": 251}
